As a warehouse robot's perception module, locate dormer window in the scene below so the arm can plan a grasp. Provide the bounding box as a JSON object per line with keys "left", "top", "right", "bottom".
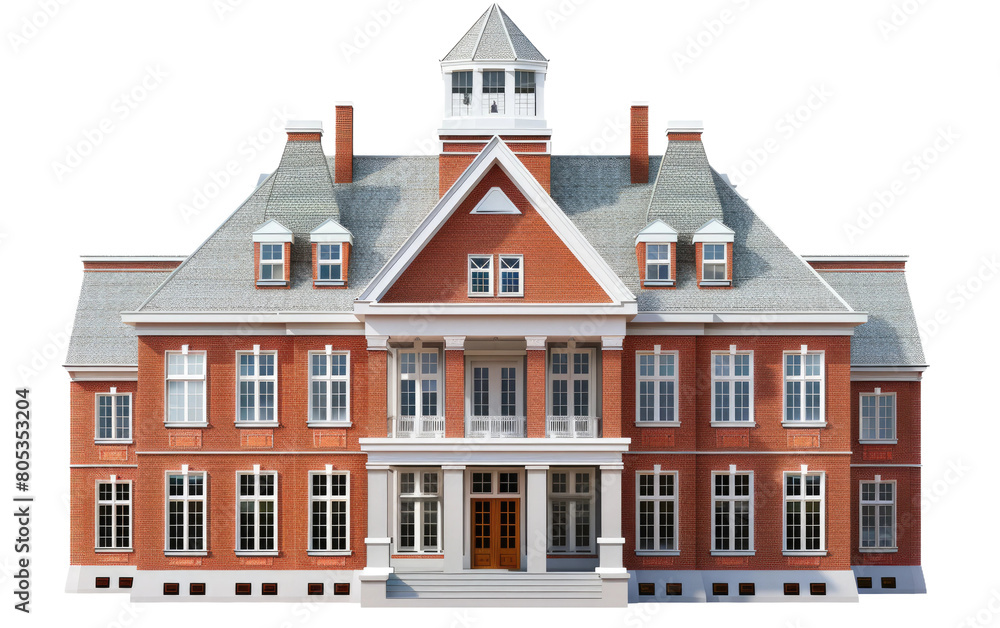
{"left": 318, "top": 244, "right": 342, "bottom": 281}
{"left": 483, "top": 71, "right": 505, "bottom": 115}
{"left": 452, "top": 70, "right": 473, "bottom": 116}
{"left": 636, "top": 220, "right": 678, "bottom": 288}
{"left": 469, "top": 255, "right": 493, "bottom": 296}
{"left": 515, "top": 71, "right": 535, "bottom": 116}
{"left": 310, "top": 218, "right": 353, "bottom": 288}
{"left": 252, "top": 220, "right": 293, "bottom": 288}
{"left": 692, "top": 218, "right": 735, "bottom": 288}
{"left": 259, "top": 244, "right": 284, "bottom": 281}
{"left": 646, "top": 244, "right": 671, "bottom": 282}
{"left": 702, "top": 244, "right": 726, "bottom": 281}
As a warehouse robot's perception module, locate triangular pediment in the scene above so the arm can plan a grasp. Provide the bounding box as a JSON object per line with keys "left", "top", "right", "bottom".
{"left": 471, "top": 187, "right": 520, "bottom": 215}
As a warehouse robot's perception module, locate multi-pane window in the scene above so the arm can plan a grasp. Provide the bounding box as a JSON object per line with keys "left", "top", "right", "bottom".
{"left": 549, "top": 469, "right": 593, "bottom": 553}
{"left": 702, "top": 244, "right": 727, "bottom": 280}
{"left": 398, "top": 471, "right": 440, "bottom": 552}
{"left": 166, "top": 470, "right": 205, "bottom": 552}
{"left": 451, "top": 70, "right": 473, "bottom": 116}
{"left": 861, "top": 392, "right": 895, "bottom": 441}
{"left": 96, "top": 480, "right": 131, "bottom": 550}
{"left": 310, "top": 470, "right": 349, "bottom": 553}
{"left": 469, "top": 255, "right": 493, "bottom": 295}
{"left": 238, "top": 471, "right": 276, "bottom": 552}
{"left": 259, "top": 243, "right": 284, "bottom": 281}
{"left": 498, "top": 255, "right": 523, "bottom": 296}
{"left": 399, "top": 350, "right": 440, "bottom": 418}
{"left": 237, "top": 352, "right": 277, "bottom": 423}
{"left": 784, "top": 352, "right": 825, "bottom": 423}
{"left": 784, "top": 471, "right": 825, "bottom": 553}
{"left": 166, "top": 351, "right": 205, "bottom": 423}
{"left": 514, "top": 71, "right": 535, "bottom": 116}
{"left": 309, "top": 351, "right": 349, "bottom": 422}
{"left": 317, "top": 244, "right": 342, "bottom": 282}
{"left": 637, "top": 472, "right": 677, "bottom": 552}
{"left": 645, "top": 244, "right": 671, "bottom": 282}
{"left": 550, "top": 349, "right": 594, "bottom": 418}
{"left": 482, "top": 70, "right": 505, "bottom": 115}
{"left": 96, "top": 391, "right": 131, "bottom": 440}
{"left": 711, "top": 353, "right": 753, "bottom": 423}
{"left": 712, "top": 472, "right": 753, "bottom": 552}
{"left": 860, "top": 480, "right": 895, "bottom": 550}
{"left": 636, "top": 351, "right": 678, "bottom": 422}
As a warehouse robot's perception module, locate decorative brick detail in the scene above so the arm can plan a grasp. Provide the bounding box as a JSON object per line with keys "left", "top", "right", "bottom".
{"left": 786, "top": 556, "right": 821, "bottom": 568}
{"left": 439, "top": 136, "right": 551, "bottom": 195}
{"left": 312, "top": 429, "right": 347, "bottom": 449}
{"left": 168, "top": 430, "right": 202, "bottom": 449}
{"left": 666, "top": 131, "right": 703, "bottom": 141}
{"left": 239, "top": 556, "right": 274, "bottom": 567}
{"left": 630, "top": 105, "right": 649, "bottom": 184}
{"left": 788, "top": 431, "right": 821, "bottom": 449}
{"left": 862, "top": 445, "right": 893, "bottom": 461}
{"left": 98, "top": 446, "right": 128, "bottom": 462}
{"left": 335, "top": 104, "right": 353, "bottom": 184}
{"left": 715, "top": 556, "right": 750, "bottom": 567}
{"left": 97, "top": 554, "right": 130, "bottom": 564}
{"left": 314, "top": 556, "right": 347, "bottom": 567}
{"left": 167, "top": 557, "right": 202, "bottom": 567}
{"left": 716, "top": 429, "right": 750, "bottom": 448}
{"left": 239, "top": 430, "right": 273, "bottom": 448}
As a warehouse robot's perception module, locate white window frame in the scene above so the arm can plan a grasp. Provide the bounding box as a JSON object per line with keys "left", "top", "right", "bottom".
{"left": 397, "top": 469, "right": 441, "bottom": 553}
{"left": 95, "top": 477, "right": 132, "bottom": 552}
{"left": 635, "top": 469, "right": 679, "bottom": 555}
{"left": 860, "top": 389, "right": 896, "bottom": 443}
{"left": 514, "top": 70, "right": 536, "bottom": 116}
{"left": 95, "top": 389, "right": 132, "bottom": 442}
{"left": 644, "top": 243, "right": 672, "bottom": 286}
{"left": 860, "top": 477, "right": 896, "bottom": 552}
{"left": 259, "top": 242, "right": 284, "bottom": 282}
{"left": 782, "top": 349, "right": 826, "bottom": 426}
{"left": 635, "top": 349, "right": 679, "bottom": 425}
{"left": 317, "top": 243, "right": 343, "bottom": 283}
{"left": 165, "top": 467, "right": 207, "bottom": 555}
{"left": 702, "top": 243, "right": 727, "bottom": 281}
{"left": 547, "top": 468, "right": 594, "bottom": 554}
{"left": 451, "top": 70, "right": 473, "bottom": 116}
{"left": 783, "top": 469, "right": 826, "bottom": 556}
{"left": 308, "top": 467, "right": 350, "bottom": 555}
{"left": 308, "top": 349, "right": 351, "bottom": 425}
{"left": 397, "top": 347, "right": 443, "bottom": 421}
{"left": 548, "top": 347, "right": 596, "bottom": 419}
{"left": 468, "top": 254, "right": 493, "bottom": 297}
{"left": 482, "top": 69, "right": 505, "bottom": 115}
{"left": 711, "top": 469, "right": 754, "bottom": 555}
{"left": 164, "top": 349, "right": 206, "bottom": 426}
{"left": 235, "top": 348, "right": 278, "bottom": 425}
{"left": 710, "top": 350, "right": 754, "bottom": 426}
{"left": 497, "top": 254, "right": 524, "bottom": 297}
{"left": 236, "top": 467, "right": 277, "bottom": 555}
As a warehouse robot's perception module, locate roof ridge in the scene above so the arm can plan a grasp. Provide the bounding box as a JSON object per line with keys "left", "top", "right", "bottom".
{"left": 496, "top": 5, "right": 518, "bottom": 60}
{"left": 469, "top": 5, "right": 495, "bottom": 62}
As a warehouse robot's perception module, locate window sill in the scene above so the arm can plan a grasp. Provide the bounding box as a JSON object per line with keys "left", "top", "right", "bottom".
{"left": 307, "top": 421, "right": 353, "bottom": 429}
{"left": 859, "top": 547, "right": 898, "bottom": 553}
{"left": 164, "top": 422, "right": 208, "bottom": 428}
{"left": 164, "top": 551, "right": 208, "bottom": 557}
{"left": 783, "top": 550, "right": 827, "bottom": 557}
{"left": 634, "top": 421, "right": 681, "bottom": 428}
{"left": 643, "top": 280, "right": 675, "bottom": 287}
{"left": 94, "top": 440, "right": 133, "bottom": 445}
{"left": 307, "top": 550, "right": 353, "bottom": 557}
{"left": 711, "top": 550, "right": 755, "bottom": 557}
{"left": 234, "top": 421, "right": 279, "bottom": 428}
{"left": 235, "top": 551, "right": 279, "bottom": 557}
{"left": 467, "top": 293, "right": 493, "bottom": 298}
{"left": 710, "top": 421, "right": 756, "bottom": 428}
{"left": 635, "top": 550, "right": 680, "bottom": 557}
{"left": 781, "top": 421, "right": 827, "bottom": 428}
{"left": 699, "top": 280, "right": 731, "bottom": 287}
{"left": 95, "top": 548, "right": 134, "bottom": 553}
{"left": 859, "top": 439, "right": 897, "bottom": 445}
{"left": 256, "top": 280, "right": 288, "bottom": 287}
{"left": 497, "top": 292, "right": 524, "bottom": 298}
{"left": 314, "top": 280, "right": 345, "bottom": 287}
{"left": 393, "top": 551, "right": 443, "bottom": 556}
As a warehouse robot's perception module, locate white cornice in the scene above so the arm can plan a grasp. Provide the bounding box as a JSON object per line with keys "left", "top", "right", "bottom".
{"left": 630, "top": 312, "right": 868, "bottom": 325}
{"left": 360, "top": 438, "right": 630, "bottom": 466}
{"left": 64, "top": 365, "right": 139, "bottom": 381}
{"left": 803, "top": 255, "right": 909, "bottom": 262}
{"left": 80, "top": 256, "right": 186, "bottom": 263}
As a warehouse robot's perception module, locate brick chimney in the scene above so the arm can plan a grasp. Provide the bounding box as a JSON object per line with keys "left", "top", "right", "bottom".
{"left": 335, "top": 102, "right": 353, "bottom": 184}
{"left": 285, "top": 120, "right": 323, "bottom": 142}
{"left": 666, "top": 119, "right": 704, "bottom": 142}
{"left": 630, "top": 102, "right": 649, "bottom": 184}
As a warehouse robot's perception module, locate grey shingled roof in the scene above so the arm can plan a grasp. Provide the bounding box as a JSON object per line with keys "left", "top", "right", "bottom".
{"left": 814, "top": 270, "right": 926, "bottom": 366}
{"left": 66, "top": 268, "right": 174, "bottom": 365}
{"left": 443, "top": 4, "right": 546, "bottom": 62}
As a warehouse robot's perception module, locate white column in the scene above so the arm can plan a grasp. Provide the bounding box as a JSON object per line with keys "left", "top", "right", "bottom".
{"left": 472, "top": 69, "right": 484, "bottom": 117}
{"left": 535, "top": 71, "right": 546, "bottom": 121}
{"left": 442, "top": 70, "right": 453, "bottom": 118}
{"left": 504, "top": 67, "right": 516, "bottom": 118}
{"left": 442, "top": 465, "right": 465, "bottom": 572}
{"left": 596, "top": 464, "right": 626, "bottom": 574}
{"left": 364, "top": 465, "right": 393, "bottom": 572}
{"left": 525, "top": 465, "right": 549, "bottom": 573}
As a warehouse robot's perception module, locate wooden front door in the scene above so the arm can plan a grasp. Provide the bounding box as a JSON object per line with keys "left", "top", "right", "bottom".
{"left": 471, "top": 498, "right": 520, "bottom": 570}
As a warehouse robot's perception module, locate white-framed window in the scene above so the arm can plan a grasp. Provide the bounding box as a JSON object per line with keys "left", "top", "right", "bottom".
{"left": 166, "top": 468, "right": 206, "bottom": 553}
{"left": 317, "top": 244, "right": 342, "bottom": 282}
{"left": 451, "top": 70, "right": 473, "bottom": 116}
{"left": 309, "top": 468, "right": 349, "bottom": 553}
{"left": 259, "top": 243, "right": 284, "bottom": 281}
{"left": 498, "top": 254, "right": 523, "bottom": 296}
{"left": 96, "top": 390, "right": 131, "bottom": 441}
{"left": 702, "top": 243, "right": 727, "bottom": 280}
{"left": 514, "top": 70, "right": 535, "bottom": 116}
{"left": 711, "top": 352, "right": 753, "bottom": 424}
{"left": 636, "top": 470, "right": 677, "bottom": 553}
{"left": 237, "top": 350, "right": 277, "bottom": 423}
{"left": 398, "top": 349, "right": 441, "bottom": 419}
{"left": 712, "top": 470, "right": 753, "bottom": 553}
{"left": 783, "top": 470, "right": 825, "bottom": 554}
{"left": 96, "top": 478, "right": 131, "bottom": 550}
{"left": 860, "top": 478, "right": 896, "bottom": 551}
{"left": 165, "top": 350, "right": 206, "bottom": 424}
{"left": 237, "top": 469, "right": 276, "bottom": 553}
{"left": 645, "top": 243, "right": 671, "bottom": 283}
{"left": 550, "top": 348, "right": 595, "bottom": 418}
{"left": 398, "top": 470, "right": 440, "bottom": 553}
{"left": 783, "top": 351, "right": 825, "bottom": 424}
{"left": 309, "top": 350, "right": 350, "bottom": 423}
{"left": 636, "top": 350, "right": 678, "bottom": 423}
{"left": 860, "top": 390, "right": 896, "bottom": 442}
{"left": 482, "top": 70, "right": 505, "bottom": 115}
{"left": 548, "top": 469, "right": 594, "bottom": 553}
{"left": 468, "top": 255, "right": 493, "bottom": 296}
{"left": 469, "top": 469, "right": 522, "bottom": 496}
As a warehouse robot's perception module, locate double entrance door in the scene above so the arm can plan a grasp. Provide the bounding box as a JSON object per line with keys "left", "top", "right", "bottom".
{"left": 471, "top": 498, "right": 520, "bottom": 570}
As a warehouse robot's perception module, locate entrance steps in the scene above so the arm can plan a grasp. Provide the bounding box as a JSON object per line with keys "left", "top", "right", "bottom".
{"left": 382, "top": 570, "right": 610, "bottom": 607}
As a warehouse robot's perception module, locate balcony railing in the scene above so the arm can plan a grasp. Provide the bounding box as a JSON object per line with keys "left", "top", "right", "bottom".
{"left": 546, "top": 415, "right": 601, "bottom": 438}
{"left": 388, "top": 415, "right": 446, "bottom": 438}
{"left": 465, "top": 415, "right": 526, "bottom": 438}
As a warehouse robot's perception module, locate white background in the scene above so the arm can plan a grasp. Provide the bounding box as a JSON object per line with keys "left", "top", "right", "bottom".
{"left": 1, "top": 0, "right": 997, "bottom": 626}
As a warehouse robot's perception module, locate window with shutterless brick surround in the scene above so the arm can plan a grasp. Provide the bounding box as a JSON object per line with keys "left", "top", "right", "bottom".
{"left": 96, "top": 478, "right": 131, "bottom": 551}
{"left": 310, "top": 218, "right": 353, "bottom": 288}
{"left": 860, "top": 477, "right": 896, "bottom": 551}
{"left": 636, "top": 470, "right": 677, "bottom": 553}
{"left": 95, "top": 389, "right": 131, "bottom": 442}
{"left": 166, "top": 468, "right": 206, "bottom": 554}
{"left": 252, "top": 219, "right": 293, "bottom": 288}
{"left": 784, "top": 469, "right": 825, "bottom": 555}
{"left": 165, "top": 349, "right": 206, "bottom": 425}
{"left": 692, "top": 218, "right": 735, "bottom": 288}
{"left": 783, "top": 349, "right": 825, "bottom": 425}
{"left": 635, "top": 219, "right": 678, "bottom": 288}
{"left": 237, "top": 468, "right": 277, "bottom": 554}
{"left": 861, "top": 388, "right": 896, "bottom": 442}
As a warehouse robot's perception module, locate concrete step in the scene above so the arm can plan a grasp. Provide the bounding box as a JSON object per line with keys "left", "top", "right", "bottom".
{"left": 386, "top": 572, "right": 604, "bottom": 601}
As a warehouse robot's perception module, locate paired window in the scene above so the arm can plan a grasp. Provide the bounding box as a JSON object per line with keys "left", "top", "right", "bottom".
{"left": 550, "top": 349, "right": 593, "bottom": 418}
{"left": 498, "top": 255, "right": 523, "bottom": 296}
{"left": 549, "top": 469, "right": 593, "bottom": 553}
{"left": 636, "top": 471, "right": 677, "bottom": 552}
{"left": 237, "top": 351, "right": 277, "bottom": 423}
{"left": 167, "top": 470, "right": 206, "bottom": 552}
{"left": 451, "top": 70, "right": 473, "bottom": 116}
{"left": 636, "top": 351, "right": 678, "bottom": 423}
{"left": 468, "top": 254, "right": 523, "bottom": 297}
{"left": 712, "top": 472, "right": 753, "bottom": 553}
{"left": 861, "top": 391, "right": 895, "bottom": 441}
{"left": 317, "top": 244, "right": 342, "bottom": 282}
{"left": 96, "top": 391, "right": 131, "bottom": 441}
{"left": 310, "top": 470, "right": 349, "bottom": 553}
{"left": 398, "top": 471, "right": 440, "bottom": 552}
{"left": 309, "top": 352, "right": 349, "bottom": 423}
{"left": 482, "top": 70, "right": 505, "bottom": 114}
{"left": 784, "top": 352, "right": 825, "bottom": 423}
{"left": 784, "top": 471, "right": 825, "bottom": 553}
{"left": 96, "top": 479, "right": 131, "bottom": 550}
{"left": 166, "top": 351, "right": 206, "bottom": 424}
{"left": 399, "top": 350, "right": 441, "bottom": 419}
{"left": 860, "top": 480, "right": 895, "bottom": 551}
{"left": 514, "top": 71, "right": 535, "bottom": 116}
{"left": 711, "top": 352, "right": 753, "bottom": 423}
{"left": 645, "top": 243, "right": 671, "bottom": 283}
{"left": 469, "top": 255, "right": 492, "bottom": 295}
{"left": 259, "top": 243, "right": 284, "bottom": 281}
{"left": 702, "top": 243, "right": 727, "bottom": 280}
{"left": 238, "top": 471, "right": 276, "bottom": 552}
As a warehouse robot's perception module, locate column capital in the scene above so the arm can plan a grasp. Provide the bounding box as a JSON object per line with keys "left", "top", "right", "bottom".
{"left": 441, "top": 464, "right": 466, "bottom": 471}
{"left": 367, "top": 335, "right": 390, "bottom": 351}
{"left": 601, "top": 336, "right": 625, "bottom": 350}
{"left": 525, "top": 335, "right": 547, "bottom": 350}
{"left": 443, "top": 335, "right": 466, "bottom": 350}
{"left": 525, "top": 465, "right": 550, "bottom": 471}
{"left": 600, "top": 463, "right": 625, "bottom": 472}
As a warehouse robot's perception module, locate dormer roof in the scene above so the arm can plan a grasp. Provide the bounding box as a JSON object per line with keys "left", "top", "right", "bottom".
{"left": 691, "top": 218, "right": 735, "bottom": 243}
{"left": 442, "top": 4, "right": 546, "bottom": 63}
{"left": 635, "top": 219, "right": 678, "bottom": 245}
{"left": 252, "top": 219, "right": 293, "bottom": 243}
{"left": 310, "top": 218, "right": 354, "bottom": 244}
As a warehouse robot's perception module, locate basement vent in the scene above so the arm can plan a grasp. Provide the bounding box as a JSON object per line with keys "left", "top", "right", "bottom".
{"left": 712, "top": 583, "right": 729, "bottom": 596}
{"left": 262, "top": 583, "right": 278, "bottom": 596}
{"left": 308, "top": 583, "right": 325, "bottom": 595}
{"left": 638, "top": 582, "right": 655, "bottom": 596}
{"left": 857, "top": 577, "right": 873, "bottom": 589}
{"left": 163, "top": 583, "right": 179, "bottom": 596}
{"left": 95, "top": 577, "right": 110, "bottom": 589}
{"left": 334, "top": 583, "right": 351, "bottom": 596}
{"left": 810, "top": 583, "right": 826, "bottom": 596}
{"left": 665, "top": 582, "right": 683, "bottom": 596}
{"left": 739, "top": 583, "right": 755, "bottom": 596}
{"left": 235, "top": 583, "right": 252, "bottom": 595}
{"left": 190, "top": 583, "right": 205, "bottom": 596}
{"left": 881, "top": 577, "right": 896, "bottom": 589}
{"left": 784, "top": 583, "right": 800, "bottom": 596}
{"left": 118, "top": 577, "right": 133, "bottom": 589}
